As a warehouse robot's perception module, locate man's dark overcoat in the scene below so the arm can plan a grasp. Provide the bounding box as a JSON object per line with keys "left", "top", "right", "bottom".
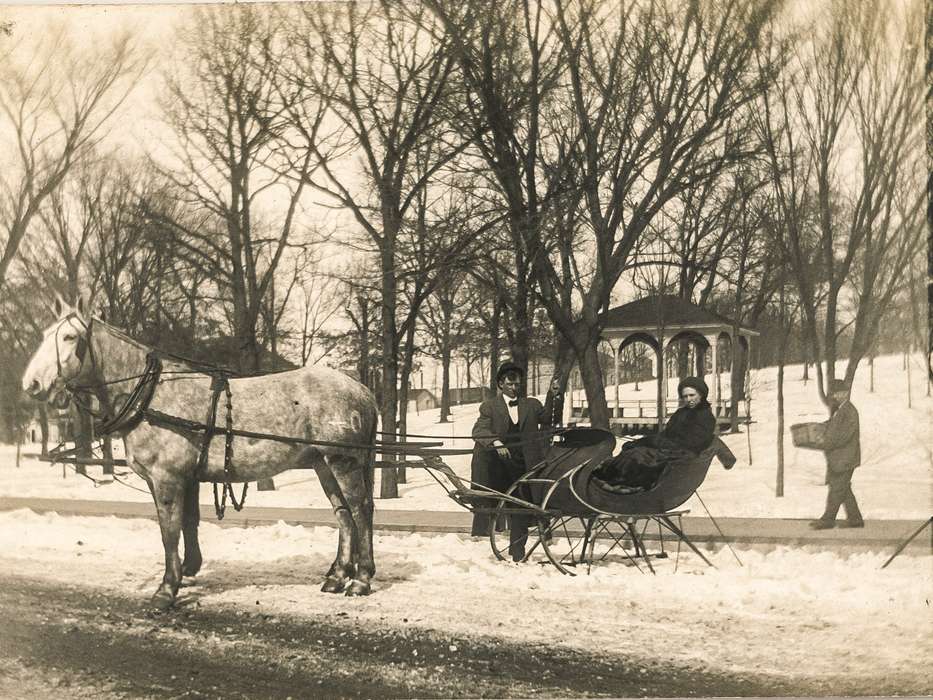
{"left": 821, "top": 399, "right": 860, "bottom": 482}
{"left": 543, "top": 387, "right": 565, "bottom": 428}
{"left": 816, "top": 398, "right": 862, "bottom": 524}
{"left": 470, "top": 394, "right": 549, "bottom": 538}
{"left": 470, "top": 394, "right": 549, "bottom": 492}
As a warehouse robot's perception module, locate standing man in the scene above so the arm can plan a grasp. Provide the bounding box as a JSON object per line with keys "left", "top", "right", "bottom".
{"left": 810, "top": 379, "right": 864, "bottom": 529}
{"left": 470, "top": 361, "right": 550, "bottom": 560}
{"left": 543, "top": 370, "right": 565, "bottom": 428}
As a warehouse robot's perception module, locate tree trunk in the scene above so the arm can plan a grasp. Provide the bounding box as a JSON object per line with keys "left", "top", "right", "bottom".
{"left": 396, "top": 379, "right": 409, "bottom": 485}
{"left": 237, "top": 327, "right": 262, "bottom": 374}
{"left": 358, "top": 296, "right": 371, "bottom": 389}
{"left": 730, "top": 333, "right": 746, "bottom": 434}
{"left": 488, "top": 299, "right": 501, "bottom": 392}
{"left": 509, "top": 314, "right": 531, "bottom": 394}
{"left": 575, "top": 339, "right": 610, "bottom": 429}
{"left": 74, "top": 405, "right": 92, "bottom": 476}
{"left": 396, "top": 322, "right": 418, "bottom": 485}
{"left": 39, "top": 404, "right": 49, "bottom": 456}
{"left": 801, "top": 320, "right": 809, "bottom": 382}
{"left": 440, "top": 342, "right": 452, "bottom": 423}
{"left": 379, "top": 248, "right": 399, "bottom": 500}
{"left": 553, "top": 333, "right": 575, "bottom": 390}
{"left": 776, "top": 284, "right": 786, "bottom": 497}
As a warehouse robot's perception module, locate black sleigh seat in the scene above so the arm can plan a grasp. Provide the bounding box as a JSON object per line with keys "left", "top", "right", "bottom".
{"left": 542, "top": 435, "right": 735, "bottom": 518}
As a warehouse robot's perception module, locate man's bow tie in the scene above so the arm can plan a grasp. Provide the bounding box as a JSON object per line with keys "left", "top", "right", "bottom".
{"left": 508, "top": 399, "right": 519, "bottom": 407}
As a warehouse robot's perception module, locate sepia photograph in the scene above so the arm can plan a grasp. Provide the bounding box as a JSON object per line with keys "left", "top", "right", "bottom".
{"left": 0, "top": 0, "right": 929, "bottom": 697}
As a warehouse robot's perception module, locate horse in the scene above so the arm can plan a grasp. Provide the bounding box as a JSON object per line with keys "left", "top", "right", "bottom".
{"left": 22, "top": 300, "right": 380, "bottom": 610}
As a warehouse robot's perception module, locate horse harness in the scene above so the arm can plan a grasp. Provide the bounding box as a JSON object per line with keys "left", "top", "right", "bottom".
{"left": 55, "top": 314, "right": 487, "bottom": 519}
{"left": 61, "top": 314, "right": 246, "bottom": 519}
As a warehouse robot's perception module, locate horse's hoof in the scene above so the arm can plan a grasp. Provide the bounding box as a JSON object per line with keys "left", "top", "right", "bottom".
{"left": 344, "top": 579, "right": 371, "bottom": 596}
{"left": 150, "top": 590, "right": 175, "bottom": 612}
{"left": 321, "top": 576, "right": 346, "bottom": 594}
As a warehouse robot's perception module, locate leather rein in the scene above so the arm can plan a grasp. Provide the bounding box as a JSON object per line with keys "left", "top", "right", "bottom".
{"left": 57, "top": 315, "right": 245, "bottom": 518}
{"left": 59, "top": 314, "right": 163, "bottom": 437}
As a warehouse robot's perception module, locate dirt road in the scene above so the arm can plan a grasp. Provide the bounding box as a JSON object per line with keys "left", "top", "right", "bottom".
{"left": 0, "top": 573, "right": 836, "bottom": 699}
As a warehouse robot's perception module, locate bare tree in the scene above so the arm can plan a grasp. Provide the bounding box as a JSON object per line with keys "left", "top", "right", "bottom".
{"left": 421, "top": 271, "right": 481, "bottom": 422}
{"left": 296, "top": 264, "right": 343, "bottom": 367}
{"left": 284, "top": 2, "right": 473, "bottom": 497}
{"left": 757, "top": 0, "right": 925, "bottom": 405}
{"left": 151, "top": 5, "right": 322, "bottom": 373}
{"left": 0, "top": 27, "right": 146, "bottom": 293}
{"left": 424, "top": 0, "right": 570, "bottom": 382}
{"left": 429, "top": 0, "right": 781, "bottom": 427}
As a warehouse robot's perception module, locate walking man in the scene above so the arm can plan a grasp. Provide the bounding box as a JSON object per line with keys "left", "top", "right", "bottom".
{"left": 810, "top": 379, "right": 864, "bottom": 529}
{"left": 470, "top": 361, "right": 550, "bottom": 560}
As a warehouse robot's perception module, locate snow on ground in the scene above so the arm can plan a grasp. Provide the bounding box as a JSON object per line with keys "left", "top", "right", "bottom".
{"left": 1, "top": 353, "right": 930, "bottom": 687}
{"left": 3, "top": 353, "right": 930, "bottom": 520}
{"left": 0, "top": 507, "right": 928, "bottom": 687}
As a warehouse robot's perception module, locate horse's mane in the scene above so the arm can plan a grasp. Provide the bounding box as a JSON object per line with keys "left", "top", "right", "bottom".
{"left": 90, "top": 316, "right": 242, "bottom": 378}
{"left": 89, "top": 316, "right": 301, "bottom": 380}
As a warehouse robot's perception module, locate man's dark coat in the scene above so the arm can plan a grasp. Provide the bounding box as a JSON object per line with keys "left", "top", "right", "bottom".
{"left": 470, "top": 394, "right": 549, "bottom": 537}
{"left": 821, "top": 400, "right": 860, "bottom": 481}
{"left": 817, "top": 398, "right": 863, "bottom": 524}
{"left": 471, "top": 394, "right": 548, "bottom": 489}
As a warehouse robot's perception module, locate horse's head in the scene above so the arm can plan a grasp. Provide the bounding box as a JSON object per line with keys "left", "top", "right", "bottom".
{"left": 22, "top": 299, "right": 93, "bottom": 408}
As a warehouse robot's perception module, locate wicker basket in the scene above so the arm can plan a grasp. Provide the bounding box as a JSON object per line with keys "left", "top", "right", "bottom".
{"left": 791, "top": 422, "right": 825, "bottom": 450}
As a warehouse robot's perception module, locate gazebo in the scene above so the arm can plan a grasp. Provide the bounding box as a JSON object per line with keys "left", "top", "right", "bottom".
{"left": 565, "top": 295, "right": 758, "bottom": 433}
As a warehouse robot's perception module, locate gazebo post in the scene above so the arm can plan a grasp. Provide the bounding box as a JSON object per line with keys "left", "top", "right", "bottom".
{"left": 728, "top": 329, "right": 737, "bottom": 423}
{"left": 612, "top": 342, "right": 620, "bottom": 419}
{"left": 706, "top": 334, "right": 719, "bottom": 416}
{"left": 657, "top": 337, "right": 667, "bottom": 429}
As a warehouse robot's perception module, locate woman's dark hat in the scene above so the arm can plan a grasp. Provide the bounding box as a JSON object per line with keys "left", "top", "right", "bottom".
{"left": 829, "top": 379, "right": 850, "bottom": 394}
{"left": 496, "top": 361, "right": 524, "bottom": 383}
{"left": 677, "top": 376, "right": 709, "bottom": 400}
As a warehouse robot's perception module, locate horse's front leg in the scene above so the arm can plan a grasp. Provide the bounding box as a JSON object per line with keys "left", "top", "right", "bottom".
{"left": 149, "top": 476, "right": 185, "bottom": 611}
{"left": 181, "top": 480, "right": 202, "bottom": 577}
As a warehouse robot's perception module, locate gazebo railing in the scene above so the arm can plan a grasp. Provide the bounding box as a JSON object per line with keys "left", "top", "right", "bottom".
{"left": 569, "top": 396, "right": 747, "bottom": 423}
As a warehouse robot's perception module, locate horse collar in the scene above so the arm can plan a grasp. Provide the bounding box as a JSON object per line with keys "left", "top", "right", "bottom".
{"left": 96, "top": 354, "right": 163, "bottom": 436}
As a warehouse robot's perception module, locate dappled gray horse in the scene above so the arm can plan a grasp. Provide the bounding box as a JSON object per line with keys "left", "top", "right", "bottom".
{"left": 22, "top": 302, "right": 379, "bottom": 609}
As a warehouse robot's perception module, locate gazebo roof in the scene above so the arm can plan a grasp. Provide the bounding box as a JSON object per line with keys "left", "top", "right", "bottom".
{"left": 601, "top": 295, "right": 758, "bottom": 336}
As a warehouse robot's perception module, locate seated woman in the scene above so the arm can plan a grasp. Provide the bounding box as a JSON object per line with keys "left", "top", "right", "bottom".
{"left": 594, "top": 377, "right": 716, "bottom": 494}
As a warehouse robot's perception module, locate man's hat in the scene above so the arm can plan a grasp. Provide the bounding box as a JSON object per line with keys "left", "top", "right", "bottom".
{"left": 829, "top": 379, "right": 849, "bottom": 394}
{"left": 496, "top": 361, "right": 524, "bottom": 383}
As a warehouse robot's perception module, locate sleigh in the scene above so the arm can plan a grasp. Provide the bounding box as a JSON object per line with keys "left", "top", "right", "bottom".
{"left": 417, "top": 427, "right": 734, "bottom": 574}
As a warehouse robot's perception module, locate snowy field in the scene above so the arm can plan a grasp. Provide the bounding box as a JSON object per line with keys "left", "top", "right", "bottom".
{"left": 3, "top": 353, "right": 930, "bottom": 521}
{"left": 0, "top": 507, "right": 929, "bottom": 692}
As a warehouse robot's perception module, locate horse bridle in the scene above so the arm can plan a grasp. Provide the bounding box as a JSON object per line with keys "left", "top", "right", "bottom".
{"left": 51, "top": 313, "right": 162, "bottom": 436}
{"left": 50, "top": 311, "right": 90, "bottom": 387}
